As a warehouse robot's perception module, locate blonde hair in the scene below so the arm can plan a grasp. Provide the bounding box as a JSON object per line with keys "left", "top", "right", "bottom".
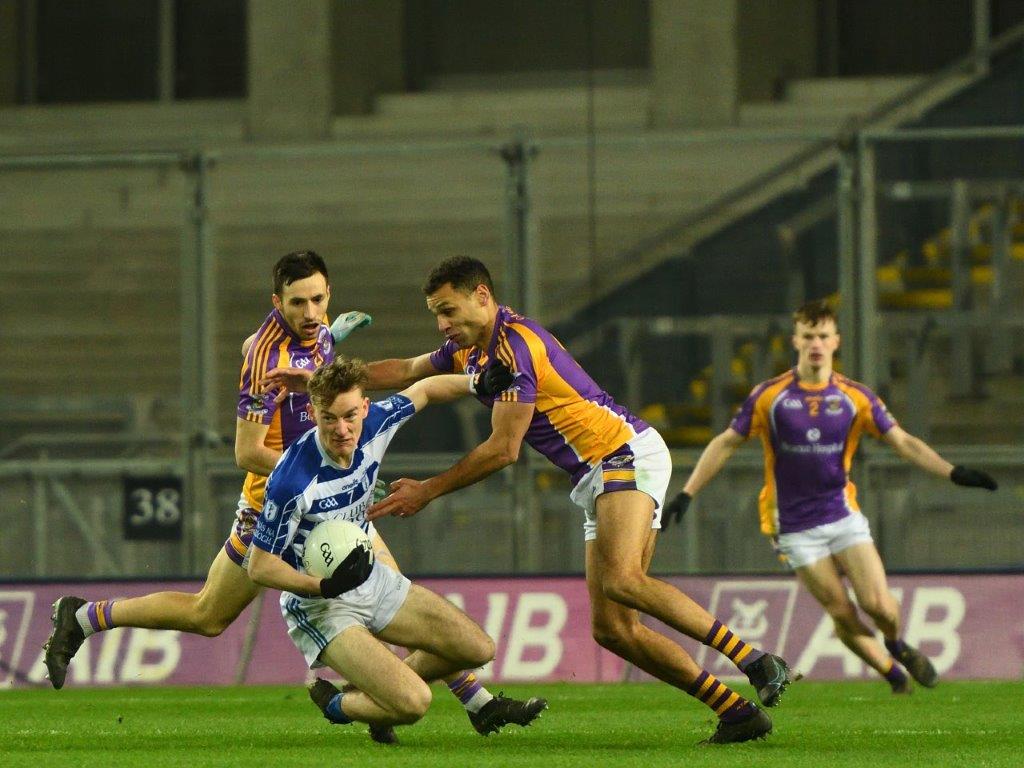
{"left": 308, "top": 356, "right": 369, "bottom": 409}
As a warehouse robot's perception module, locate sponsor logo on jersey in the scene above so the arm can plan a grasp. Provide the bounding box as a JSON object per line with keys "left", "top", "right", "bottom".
{"left": 806, "top": 428, "right": 821, "bottom": 442}
{"left": 263, "top": 499, "right": 279, "bottom": 521}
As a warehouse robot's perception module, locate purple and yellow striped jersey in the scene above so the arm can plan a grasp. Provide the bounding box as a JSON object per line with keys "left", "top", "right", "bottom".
{"left": 237, "top": 309, "right": 334, "bottom": 510}
{"left": 429, "top": 304, "right": 649, "bottom": 486}
{"left": 729, "top": 368, "right": 897, "bottom": 536}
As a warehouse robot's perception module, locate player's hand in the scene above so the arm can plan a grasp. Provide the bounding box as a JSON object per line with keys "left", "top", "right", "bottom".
{"left": 330, "top": 311, "right": 372, "bottom": 344}
{"left": 470, "top": 361, "right": 515, "bottom": 397}
{"left": 260, "top": 367, "right": 314, "bottom": 403}
{"left": 950, "top": 465, "right": 998, "bottom": 491}
{"left": 366, "top": 478, "right": 429, "bottom": 521}
{"left": 660, "top": 491, "right": 691, "bottom": 530}
{"left": 319, "top": 544, "right": 374, "bottom": 598}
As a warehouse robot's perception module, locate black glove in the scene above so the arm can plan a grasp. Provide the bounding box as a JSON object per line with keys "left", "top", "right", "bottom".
{"left": 950, "top": 465, "right": 998, "bottom": 491}
{"left": 471, "top": 361, "right": 515, "bottom": 397}
{"left": 661, "top": 491, "right": 691, "bottom": 530}
{"left": 319, "top": 544, "right": 374, "bottom": 599}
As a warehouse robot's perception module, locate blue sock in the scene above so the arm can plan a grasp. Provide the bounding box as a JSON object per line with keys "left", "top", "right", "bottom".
{"left": 325, "top": 692, "right": 352, "bottom": 724}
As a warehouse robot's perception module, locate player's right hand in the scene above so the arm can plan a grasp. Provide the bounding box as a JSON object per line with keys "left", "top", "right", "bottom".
{"left": 319, "top": 544, "right": 374, "bottom": 598}
{"left": 950, "top": 465, "right": 998, "bottom": 491}
{"left": 260, "top": 367, "right": 314, "bottom": 403}
{"left": 660, "top": 491, "right": 691, "bottom": 530}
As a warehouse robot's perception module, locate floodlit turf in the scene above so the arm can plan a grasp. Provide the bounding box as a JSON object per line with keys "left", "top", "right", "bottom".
{"left": 1, "top": 680, "right": 1021, "bottom": 768}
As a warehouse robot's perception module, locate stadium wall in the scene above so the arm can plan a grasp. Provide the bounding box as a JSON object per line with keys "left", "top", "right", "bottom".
{"left": 2, "top": 573, "right": 1019, "bottom": 689}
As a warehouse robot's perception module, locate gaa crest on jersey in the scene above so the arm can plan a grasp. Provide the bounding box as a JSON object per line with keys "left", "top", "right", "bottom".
{"left": 782, "top": 398, "right": 803, "bottom": 409}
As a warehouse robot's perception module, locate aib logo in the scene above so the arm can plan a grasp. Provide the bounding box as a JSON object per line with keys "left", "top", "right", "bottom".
{"left": 697, "top": 581, "right": 798, "bottom": 679}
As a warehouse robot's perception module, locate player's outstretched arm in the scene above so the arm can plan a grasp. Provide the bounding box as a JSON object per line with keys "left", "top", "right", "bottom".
{"left": 663, "top": 428, "right": 745, "bottom": 530}
{"left": 401, "top": 362, "right": 514, "bottom": 411}
{"left": 247, "top": 547, "right": 325, "bottom": 596}
{"left": 883, "top": 426, "right": 998, "bottom": 490}
{"left": 366, "top": 400, "right": 533, "bottom": 521}
{"left": 366, "top": 353, "right": 440, "bottom": 390}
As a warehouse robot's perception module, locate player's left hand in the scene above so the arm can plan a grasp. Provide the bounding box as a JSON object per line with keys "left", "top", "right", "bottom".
{"left": 366, "top": 477, "right": 430, "bottom": 521}
{"left": 950, "top": 465, "right": 998, "bottom": 491}
{"left": 471, "top": 361, "right": 515, "bottom": 397}
{"left": 660, "top": 491, "right": 691, "bottom": 530}
{"left": 330, "top": 311, "right": 372, "bottom": 344}
{"left": 260, "top": 367, "right": 314, "bottom": 403}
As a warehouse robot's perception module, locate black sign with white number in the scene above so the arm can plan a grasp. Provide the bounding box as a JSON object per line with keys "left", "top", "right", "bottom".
{"left": 123, "top": 477, "right": 184, "bottom": 541}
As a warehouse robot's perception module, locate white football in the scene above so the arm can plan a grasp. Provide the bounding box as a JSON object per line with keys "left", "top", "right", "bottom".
{"left": 302, "top": 519, "right": 374, "bottom": 578}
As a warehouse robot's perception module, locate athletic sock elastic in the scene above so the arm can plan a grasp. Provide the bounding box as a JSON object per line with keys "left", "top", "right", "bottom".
{"left": 446, "top": 671, "right": 494, "bottom": 714}
{"left": 703, "top": 619, "right": 765, "bottom": 672}
{"left": 688, "top": 670, "right": 758, "bottom": 722}
{"left": 75, "top": 600, "right": 117, "bottom": 639}
{"left": 882, "top": 659, "right": 909, "bottom": 690}
{"left": 325, "top": 692, "right": 352, "bottom": 724}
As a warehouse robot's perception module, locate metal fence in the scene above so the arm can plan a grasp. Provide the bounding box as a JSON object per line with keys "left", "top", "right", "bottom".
{"left": 2, "top": 31, "right": 1023, "bottom": 578}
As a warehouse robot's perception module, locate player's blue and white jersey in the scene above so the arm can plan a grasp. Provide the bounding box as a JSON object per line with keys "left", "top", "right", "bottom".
{"left": 251, "top": 394, "right": 416, "bottom": 571}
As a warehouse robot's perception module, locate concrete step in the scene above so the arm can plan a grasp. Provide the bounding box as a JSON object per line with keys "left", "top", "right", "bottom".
{"left": 784, "top": 76, "right": 923, "bottom": 105}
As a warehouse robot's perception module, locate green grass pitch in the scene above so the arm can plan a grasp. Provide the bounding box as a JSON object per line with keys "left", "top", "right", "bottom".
{"left": 1, "top": 680, "right": 1020, "bottom": 767}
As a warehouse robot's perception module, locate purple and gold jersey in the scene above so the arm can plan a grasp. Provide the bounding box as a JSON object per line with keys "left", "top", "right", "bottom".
{"left": 429, "top": 304, "right": 649, "bottom": 486}
{"left": 237, "top": 309, "right": 334, "bottom": 510}
{"left": 730, "top": 369, "right": 897, "bottom": 536}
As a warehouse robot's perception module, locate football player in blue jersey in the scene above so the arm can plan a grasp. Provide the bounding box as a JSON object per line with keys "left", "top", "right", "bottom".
{"left": 247, "top": 356, "right": 547, "bottom": 740}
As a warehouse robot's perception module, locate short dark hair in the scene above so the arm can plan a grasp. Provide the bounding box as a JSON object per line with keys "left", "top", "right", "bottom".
{"left": 273, "top": 250, "right": 329, "bottom": 295}
{"left": 308, "top": 356, "right": 369, "bottom": 409}
{"left": 792, "top": 299, "right": 838, "bottom": 329}
{"left": 422, "top": 256, "right": 495, "bottom": 297}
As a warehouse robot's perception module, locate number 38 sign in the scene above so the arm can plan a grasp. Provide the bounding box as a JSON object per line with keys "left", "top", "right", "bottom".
{"left": 123, "top": 477, "right": 184, "bottom": 541}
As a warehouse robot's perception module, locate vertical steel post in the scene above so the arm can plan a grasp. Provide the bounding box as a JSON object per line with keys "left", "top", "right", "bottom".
{"left": 501, "top": 133, "right": 541, "bottom": 573}
{"left": 837, "top": 149, "right": 859, "bottom": 376}
{"left": 181, "top": 152, "right": 217, "bottom": 575}
{"left": 856, "top": 138, "right": 880, "bottom": 387}
{"left": 973, "top": 0, "right": 992, "bottom": 76}
{"left": 985, "top": 188, "right": 1012, "bottom": 374}
{"left": 949, "top": 179, "right": 974, "bottom": 397}
{"left": 158, "top": 0, "right": 176, "bottom": 102}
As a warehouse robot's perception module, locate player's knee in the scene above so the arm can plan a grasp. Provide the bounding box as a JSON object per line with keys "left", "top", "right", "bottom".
{"left": 193, "top": 603, "right": 235, "bottom": 637}
{"left": 600, "top": 571, "right": 646, "bottom": 608}
{"left": 858, "top": 592, "right": 895, "bottom": 622}
{"left": 392, "top": 682, "right": 432, "bottom": 724}
{"left": 591, "top": 617, "right": 636, "bottom": 653}
{"left": 466, "top": 634, "right": 495, "bottom": 669}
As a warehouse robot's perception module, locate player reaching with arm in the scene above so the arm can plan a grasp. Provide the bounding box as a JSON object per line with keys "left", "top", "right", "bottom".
{"left": 44, "top": 251, "right": 364, "bottom": 687}
{"left": 246, "top": 356, "right": 546, "bottom": 739}
{"left": 365, "top": 256, "right": 796, "bottom": 745}
{"left": 663, "top": 299, "right": 997, "bottom": 694}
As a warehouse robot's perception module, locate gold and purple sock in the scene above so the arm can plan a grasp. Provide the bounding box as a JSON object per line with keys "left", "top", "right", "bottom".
{"left": 704, "top": 620, "right": 765, "bottom": 672}
{"left": 75, "top": 600, "right": 117, "bottom": 639}
{"left": 884, "top": 637, "right": 908, "bottom": 657}
{"left": 882, "top": 659, "right": 908, "bottom": 690}
{"left": 688, "top": 670, "right": 757, "bottom": 723}
{"left": 446, "top": 671, "right": 493, "bottom": 714}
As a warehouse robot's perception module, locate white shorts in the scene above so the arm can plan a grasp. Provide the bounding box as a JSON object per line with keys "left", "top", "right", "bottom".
{"left": 570, "top": 428, "right": 673, "bottom": 542}
{"left": 774, "top": 513, "right": 874, "bottom": 569}
{"left": 280, "top": 562, "right": 411, "bottom": 668}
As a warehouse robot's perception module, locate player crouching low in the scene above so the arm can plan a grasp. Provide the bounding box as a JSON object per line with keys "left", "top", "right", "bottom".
{"left": 246, "top": 356, "right": 546, "bottom": 741}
